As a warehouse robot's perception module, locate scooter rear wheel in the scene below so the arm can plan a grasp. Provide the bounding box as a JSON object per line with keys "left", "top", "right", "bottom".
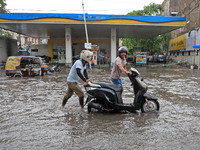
{"left": 141, "top": 99, "right": 159, "bottom": 113}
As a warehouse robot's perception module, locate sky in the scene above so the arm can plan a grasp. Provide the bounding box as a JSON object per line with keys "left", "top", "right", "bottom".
{"left": 6, "top": 0, "right": 164, "bottom": 15}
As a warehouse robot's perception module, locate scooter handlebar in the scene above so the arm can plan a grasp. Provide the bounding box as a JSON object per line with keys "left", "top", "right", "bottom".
{"left": 88, "top": 82, "right": 101, "bottom": 88}
{"left": 84, "top": 82, "right": 101, "bottom": 88}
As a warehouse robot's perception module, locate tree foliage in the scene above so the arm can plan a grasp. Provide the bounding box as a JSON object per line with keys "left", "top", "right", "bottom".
{"left": 0, "top": 0, "right": 7, "bottom": 13}
{"left": 0, "top": 0, "right": 13, "bottom": 38}
{"left": 123, "top": 3, "right": 169, "bottom": 55}
{"left": 127, "top": 3, "right": 162, "bottom": 16}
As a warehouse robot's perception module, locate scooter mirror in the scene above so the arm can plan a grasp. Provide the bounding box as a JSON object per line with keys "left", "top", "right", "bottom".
{"left": 130, "top": 68, "right": 140, "bottom": 76}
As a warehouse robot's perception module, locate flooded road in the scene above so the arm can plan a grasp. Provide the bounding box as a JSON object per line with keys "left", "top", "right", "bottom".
{"left": 0, "top": 66, "right": 200, "bottom": 150}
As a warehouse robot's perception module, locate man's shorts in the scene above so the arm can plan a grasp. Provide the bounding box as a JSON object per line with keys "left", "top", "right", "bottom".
{"left": 65, "top": 82, "right": 84, "bottom": 98}
{"left": 111, "top": 78, "right": 123, "bottom": 87}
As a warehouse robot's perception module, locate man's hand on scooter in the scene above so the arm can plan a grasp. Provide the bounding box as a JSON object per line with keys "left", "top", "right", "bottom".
{"left": 86, "top": 79, "right": 92, "bottom": 83}
{"left": 128, "top": 71, "right": 132, "bottom": 75}
{"left": 125, "top": 71, "right": 132, "bottom": 75}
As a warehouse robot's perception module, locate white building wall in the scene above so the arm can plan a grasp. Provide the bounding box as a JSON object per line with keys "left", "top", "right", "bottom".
{"left": 186, "top": 30, "right": 195, "bottom": 51}
{"left": 30, "top": 44, "right": 48, "bottom": 56}
{"left": 0, "top": 37, "right": 7, "bottom": 63}
{"left": 0, "top": 36, "right": 18, "bottom": 63}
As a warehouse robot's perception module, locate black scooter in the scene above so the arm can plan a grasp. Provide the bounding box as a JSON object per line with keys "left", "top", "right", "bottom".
{"left": 84, "top": 68, "right": 159, "bottom": 113}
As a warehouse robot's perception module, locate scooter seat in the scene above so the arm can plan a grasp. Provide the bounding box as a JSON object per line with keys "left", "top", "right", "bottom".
{"left": 94, "top": 82, "right": 122, "bottom": 92}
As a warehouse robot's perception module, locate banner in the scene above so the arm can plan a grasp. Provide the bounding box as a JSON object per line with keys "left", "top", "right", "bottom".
{"left": 135, "top": 52, "right": 148, "bottom": 64}
{"left": 170, "top": 34, "right": 186, "bottom": 52}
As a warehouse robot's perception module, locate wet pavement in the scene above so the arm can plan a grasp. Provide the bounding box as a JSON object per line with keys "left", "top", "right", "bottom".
{"left": 0, "top": 65, "right": 200, "bottom": 150}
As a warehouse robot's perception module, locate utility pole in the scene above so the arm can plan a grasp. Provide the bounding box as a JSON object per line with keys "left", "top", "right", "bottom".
{"left": 193, "top": 23, "right": 196, "bottom": 66}
{"left": 82, "top": 0, "right": 89, "bottom": 44}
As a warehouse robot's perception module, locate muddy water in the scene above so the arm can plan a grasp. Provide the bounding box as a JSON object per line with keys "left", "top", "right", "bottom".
{"left": 0, "top": 66, "right": 200, "bottom": 150}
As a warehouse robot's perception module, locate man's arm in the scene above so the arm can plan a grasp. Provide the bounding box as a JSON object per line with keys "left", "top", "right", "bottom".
{"left": 117, "top": 64, "right": 127, "bottom": 73}
{"left": 76, "top": 68, "right": 86, "bottom": 82}
{"left": 83, "top": 69, "right": 89, "bottom": 80}
{"left": 84, "top": 69, "right": 92, "bottom": 83}
{"left": 117, "top": 64, "right": 131, "bottom": 74}
{"left": 76, "top": 68, "right": 92, "bottom": 83}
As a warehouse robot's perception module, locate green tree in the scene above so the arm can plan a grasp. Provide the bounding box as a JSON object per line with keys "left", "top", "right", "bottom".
{"left": 0, "top": 0, "right": 13, "bottom": 38}
{"left": 127, "top": 3, "right": 162, "bottom": 16}
{"left": 123, "top": 3, "right": 169, "bottom": 55}
{"left": 0, "top": 0, "right": 7, "bottom": 13}
{"left": 3, "top": 30, "right": 13, "bottom": 38}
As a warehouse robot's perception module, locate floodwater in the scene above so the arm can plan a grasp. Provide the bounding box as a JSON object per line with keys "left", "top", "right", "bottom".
{"left": 0, "top": 65, "right": 200, "bottom": 150}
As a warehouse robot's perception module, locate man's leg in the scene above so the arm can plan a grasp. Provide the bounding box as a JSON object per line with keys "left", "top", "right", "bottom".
{"left": 111, "top": 78, "right": 123, "bottom": 94}
{"left": 79, "top": 97, "right": 84, "bottom": 109}
{"left": 62, "top": 82, "right": 73, "bottom": 107}
{"left": 70, "top": 82, "right": 85, "bottom": 108}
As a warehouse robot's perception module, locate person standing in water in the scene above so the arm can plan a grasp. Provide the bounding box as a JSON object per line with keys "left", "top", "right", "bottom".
{"left": 62, "top": 50, "right": 93, "bottom": 109}
{"left": 111, "top": 46, "right": 131, "bottom": 88}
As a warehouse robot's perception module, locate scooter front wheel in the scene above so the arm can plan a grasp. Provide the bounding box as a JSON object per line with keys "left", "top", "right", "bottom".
{"left": 87, "top": 101, "right": 103, "bottom": 113}
{"left": 141, "top": 99, "right": 160, "bottom": 113}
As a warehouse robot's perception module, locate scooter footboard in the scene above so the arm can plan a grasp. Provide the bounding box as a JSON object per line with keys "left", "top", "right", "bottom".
{"left": 112, "top": 104, "right": 135, "bottom": 111}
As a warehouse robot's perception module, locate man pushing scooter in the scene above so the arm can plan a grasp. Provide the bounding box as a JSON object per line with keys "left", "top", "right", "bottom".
{"left": 62, "top": 50, "right": 93, "bottom": 109}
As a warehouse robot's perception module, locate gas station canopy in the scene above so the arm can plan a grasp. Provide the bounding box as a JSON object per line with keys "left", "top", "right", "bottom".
{"left": 0, "top": 13, "right": 186, "bottom": 39}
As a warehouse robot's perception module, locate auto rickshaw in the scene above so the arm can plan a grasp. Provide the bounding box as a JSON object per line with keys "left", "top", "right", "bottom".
{"left": 5, "top": 56, "right": 48, "bottom": 77}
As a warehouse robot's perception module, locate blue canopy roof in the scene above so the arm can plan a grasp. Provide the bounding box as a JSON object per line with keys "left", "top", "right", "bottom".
{"left": 0, "top": 13, "right": 186, "bottom": 39}
{"left": 193, "top": 45, "right": 200, "bottom": 48}
{"left": 0, "top": 13, "right": 186, "bottom": 23}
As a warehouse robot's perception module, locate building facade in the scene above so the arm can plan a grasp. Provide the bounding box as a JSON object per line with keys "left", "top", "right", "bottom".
{"left": 163, "top": 0, "right": 200, "bottom": 68}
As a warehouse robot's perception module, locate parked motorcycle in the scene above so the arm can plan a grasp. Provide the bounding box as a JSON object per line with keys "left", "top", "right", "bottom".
{"left": 84, "top": 68, "right": 160, "bottom": 113}
{"left": 48, "top": 63, "right": 61, "bottom": 73}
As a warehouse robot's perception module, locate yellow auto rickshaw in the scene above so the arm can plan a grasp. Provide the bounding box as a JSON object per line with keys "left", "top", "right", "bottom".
{"left": 5, "top": 56, "right": 48, "bottom": 77}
